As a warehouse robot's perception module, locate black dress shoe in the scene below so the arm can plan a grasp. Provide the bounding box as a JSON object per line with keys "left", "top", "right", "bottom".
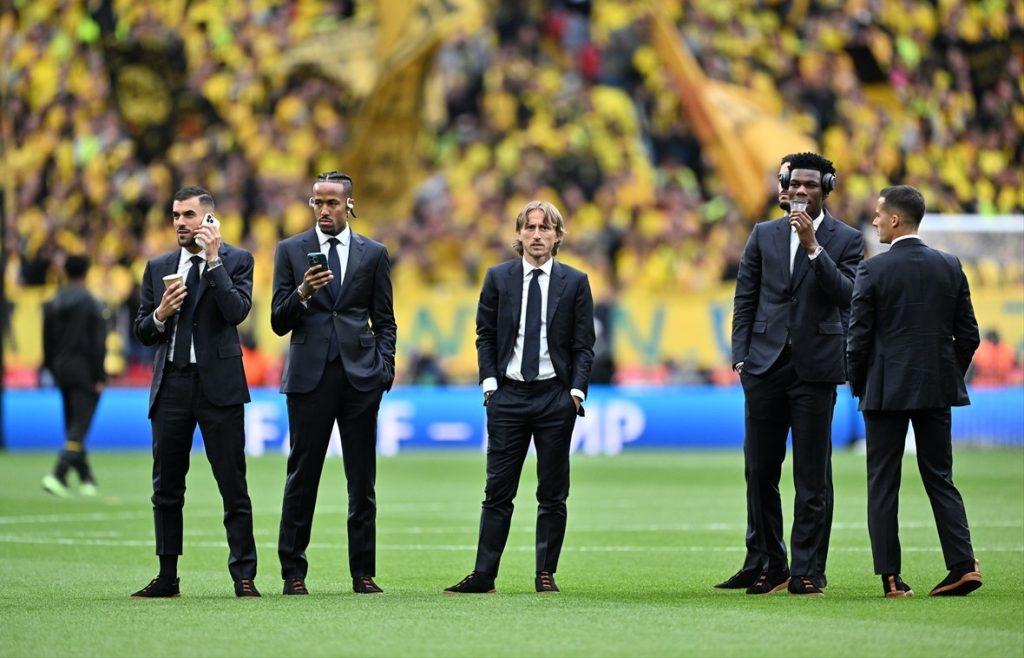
{"left": 882, "top": 574, "right": 914, "bottom": 598}
{"left": 788, "top": 576, "right": 823, "bottom": 597}
{"left": 814, "top": 573, "right": 827, "bottom": 589}
{"left": 444, "top": 571, "right": 496, "bottom": 594}
{"left": 131, "top": 576, "right": 180, "bottom": 598}
{"left": 283, "top": 577, "right": 309, "bottom": 595}
{"left": 353, "top": 576, "right": 383, "bottom": 594}
{"left": 745, "top": 568, "right": 790, "bottom": 595}
{"left": 714, "top": 567, "right": 762, "bottom": 589}
{"left": 234, "top": 579, "right": 261, "bottom": 597}
{"left": 536, "top": 571, "right": 559, "bottom": 593}
{"left": 930, "top": 560, "right": 982, "bottom": 596}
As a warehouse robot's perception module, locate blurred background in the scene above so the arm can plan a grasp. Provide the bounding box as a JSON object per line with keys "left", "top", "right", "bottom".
{"left": 2, "top": 0, "right": 1021, "bottom": 452}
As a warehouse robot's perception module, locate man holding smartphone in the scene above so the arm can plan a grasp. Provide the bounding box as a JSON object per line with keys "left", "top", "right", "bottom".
{"left": 726, "top": 153, "right": 863, "bottom": 596}
{"left": 271, "top": 171, "right": 397, "bottom": 595}
{"left": 131, "top": 186, "right": 259, "bottom": 598}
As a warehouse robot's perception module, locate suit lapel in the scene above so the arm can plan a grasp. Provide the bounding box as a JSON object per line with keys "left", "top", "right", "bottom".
{"left": 335, "top": 231, "right": 366, "bottom": 308}
{"left": 508, "top": 260, "right": 524, "bottom": 339}
{"left": 546, "top": 261, "right": 567, "bottom": 327}
{"left": 772, "top": 218, "right": 791, "bottom": 288}
{"left": 192, "top": 244, "right": 229, "bottom": 307}
{"left": 791, "top": 212, "right": 837, "bottom": 291}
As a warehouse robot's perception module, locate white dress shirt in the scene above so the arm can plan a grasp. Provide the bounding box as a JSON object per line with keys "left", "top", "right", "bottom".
{"left": 153, "top": 249, "right": 208, "bottom": 363}
{"left": 790, "top": 210, "right": 825, "bottom": 274}
{"left": 300, "top": 224, "right": 350, "bottom": 307}
{"left": 482, "top": 257, "right": 586, "bottom": 402}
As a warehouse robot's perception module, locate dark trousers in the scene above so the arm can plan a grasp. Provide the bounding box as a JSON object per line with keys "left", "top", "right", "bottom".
{"left": 864, "top": 408, "right": 974, "bottom": 574}
{"left": 475, "top": 378, "right": 579, "bottom": 577}
{"left": 740, "top": 348, "right": 835, "bottom": 576}
{"left": 53, "top": 385, "right": 100, "bottom": 482}
{"left": 150, "top": 365, "right": 256, "bottom": 581}
{"left": 279, "top": 359, "right": 384, "bottom": 579}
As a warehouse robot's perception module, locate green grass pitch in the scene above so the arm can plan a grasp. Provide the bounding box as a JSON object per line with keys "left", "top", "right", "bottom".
{"left": 1, "top": 449, "right": 1022, "bottom": 657}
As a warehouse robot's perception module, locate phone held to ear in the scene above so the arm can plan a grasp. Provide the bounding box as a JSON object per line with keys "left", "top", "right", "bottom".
{"left": 307, "top": 252, "right": 328, "bottom": 270}
{"left": 195, "top": 213, "right": 220, "bottom": 249}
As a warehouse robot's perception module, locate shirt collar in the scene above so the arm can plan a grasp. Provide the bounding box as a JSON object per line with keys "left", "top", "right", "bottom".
{"left": 178, "top": 248, "right": 207, "bottom": 268}
{"left": 522, "top": 257, "right": 554, "bottom": 278}
{"left": 316, "top": 223, "right": 350, "bottom": 247}
{"left": 891, "top": 234, "right": 923, "bottom": 246}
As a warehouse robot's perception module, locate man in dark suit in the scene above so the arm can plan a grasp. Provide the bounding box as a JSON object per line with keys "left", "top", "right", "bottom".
{"left": 41, "top": 255, "right": 106, "bottom": 498}
{"left": 445, "top": 200, "right": 595, "bottom": 595}
{"left": 847, "top": 185, "right": 982, "bottom": 598}
{"left": 272, "top": 171, "right": 396, "bottom": 596}
{"left": 131, "top": 186, "right": 259, "bottom": 599}
{"left": 726, "top": 152, "right": 864, "bottom": 596}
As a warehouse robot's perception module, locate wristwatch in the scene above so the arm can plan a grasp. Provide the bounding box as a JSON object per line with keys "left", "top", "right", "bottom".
{"left": 207, "top": 257, "right": 223, "bottom": 270}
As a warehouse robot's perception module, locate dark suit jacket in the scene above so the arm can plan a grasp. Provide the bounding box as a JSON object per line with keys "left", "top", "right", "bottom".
{"left": 732, "top": 210, "right": 864, "bottom": 383}
{"left": 271, "top": 228, "right": 396, "bottom": 394}
{"left": 133, "top": 244, "right": 254, "bottom": 416}
{"left": 846, "top": 238, "right": 980, "bottom": 411}
{"left": 476, "top": 259, "right": 595, "bottom": 413}
{"left": 43, "top": 283, "right": 106, "bottom": 389}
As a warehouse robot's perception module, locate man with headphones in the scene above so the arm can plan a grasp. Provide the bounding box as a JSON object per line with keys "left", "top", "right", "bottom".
{"left": 724, "top": 152, "right": 863, "bottom": 596}
{"left": 271, "top": 171, "right": 397, "bottom": 595}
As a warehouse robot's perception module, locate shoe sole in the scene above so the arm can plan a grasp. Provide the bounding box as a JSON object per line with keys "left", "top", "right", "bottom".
{"left": 789, "top": 591, "right": 824, "bottom": 597}
{"left": 131, "top": 593, "right": 180, "bottom": 599}
{"left": 747, "top": 578, "right": 790, "bottom": 595}
{"left": 443, "top": 589, "right": 496, "bottom": 595}
{"left": 930, "top": 573, "right": 982, "bottom": 596}
{"left": 885, "top": 590, "right": 914, "bottom": 598}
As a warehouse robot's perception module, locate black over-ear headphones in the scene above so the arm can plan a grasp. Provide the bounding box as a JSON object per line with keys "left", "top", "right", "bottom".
{"left": 780, "top": 169, "right": 836, "bottom": 195}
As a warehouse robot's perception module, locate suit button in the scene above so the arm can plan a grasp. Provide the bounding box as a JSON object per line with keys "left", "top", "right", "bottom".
{"left": 791, "top": 297, "right": 797, "bottom": 303}
{"left": 332, "top": 311, "right": 338, "bottom": 317}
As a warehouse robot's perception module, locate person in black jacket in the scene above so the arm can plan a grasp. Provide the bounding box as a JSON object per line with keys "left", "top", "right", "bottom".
{"left": 725, "top": 152, "right": 864, "bottom": 596}
{"left": 272, "top": 171, "right": 396, "bottom": 596}
{"left": 444, "top": 200, "right": 595, "bottom": 595}
{"left": 130, "top": 186, "right": 259, "bottom": 599}
{"left": 847, "top": 185, "right": 982, "bottom": 598}
{"left": 41, "top": 255, "right": 106, "bottom": 498}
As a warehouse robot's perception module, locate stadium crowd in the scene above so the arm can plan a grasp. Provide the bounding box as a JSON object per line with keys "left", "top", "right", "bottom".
{"left": 2, "top": 0, "right": 1021, "bottom": 385}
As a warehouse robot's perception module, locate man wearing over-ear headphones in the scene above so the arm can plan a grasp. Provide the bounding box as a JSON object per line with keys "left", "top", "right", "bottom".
{"left": 722, "top": 152, "right": 864, "bottom": 597}
{"left": 271, "top": 170, "right": 397, "bottom": 596}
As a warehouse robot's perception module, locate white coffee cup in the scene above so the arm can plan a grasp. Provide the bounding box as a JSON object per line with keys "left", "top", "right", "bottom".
{"left": 162, "top": 273, "right": 184, "bottom": 289}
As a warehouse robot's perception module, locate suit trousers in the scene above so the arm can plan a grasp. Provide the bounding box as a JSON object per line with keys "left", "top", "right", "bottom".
{"left": 864, "top": 408, "right": 974, "bottom": 574}
{"left": 60, "top": 385, "right": 100, "bottom": 446}
{"left": 150, "top": 364, "right": 256, "bottom": 581}
{"left": 475, "top": 378, "right": 579, "bottom": 577}
{"left": 740, "top": 347, "right": 835, "bottom": 576}
{"left": 279, "top": 358, "right": 384, "bottom": 579}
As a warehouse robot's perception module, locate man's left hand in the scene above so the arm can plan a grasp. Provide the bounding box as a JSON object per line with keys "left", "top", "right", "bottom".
{"left": 790, "top": 209, "right": 819, "bottom": 252}
{"left": 196, "top": 222, "right": 222, "bottom": 259}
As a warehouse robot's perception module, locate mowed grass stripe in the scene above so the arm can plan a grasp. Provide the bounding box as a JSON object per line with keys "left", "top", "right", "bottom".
{"left": 1, "top": 450, "right": 1022, "bottom": 658}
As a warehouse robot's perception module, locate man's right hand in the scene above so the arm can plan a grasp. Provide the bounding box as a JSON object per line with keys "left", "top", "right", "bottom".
{"left": 299, "top": 265, "right": 334, "bottom": 299}
{"left": 155, "top": 281, "right": 187, "bottom": 322}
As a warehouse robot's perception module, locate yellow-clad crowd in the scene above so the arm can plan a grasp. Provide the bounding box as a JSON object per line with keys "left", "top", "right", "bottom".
{"left": 2, "top": 0, "right": 1019, "bottom": 384}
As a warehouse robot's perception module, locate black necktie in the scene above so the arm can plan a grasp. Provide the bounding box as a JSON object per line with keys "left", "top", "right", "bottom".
{"left": 326, "top": 238, "right": 341, "bottom": 361}
{"left": 327, "top": 238, "right": 342, "bottom": 302}
{"left": 172, "top": 256, "right": 202, "bottom": 366}
{"left": 520, "top": 268, "right": 542, "bottom": 382}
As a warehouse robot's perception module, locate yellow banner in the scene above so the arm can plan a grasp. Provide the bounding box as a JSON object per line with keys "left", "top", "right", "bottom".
{"left": 649, "top": 11, "right": 816, "bottom": 219}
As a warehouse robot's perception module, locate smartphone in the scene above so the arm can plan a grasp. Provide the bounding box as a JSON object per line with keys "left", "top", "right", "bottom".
{"left": 195, "top": 213, "right": 220, "bottom": 249}
{"left": 307, "top": 252, "right": 328, "bottom": 271}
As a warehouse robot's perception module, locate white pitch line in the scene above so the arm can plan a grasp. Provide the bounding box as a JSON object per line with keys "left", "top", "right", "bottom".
{"left": 0, "top": 535, "right": 1021, "bottom": 554}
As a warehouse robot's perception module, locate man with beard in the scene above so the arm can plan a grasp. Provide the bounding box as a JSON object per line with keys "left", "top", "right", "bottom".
{"left": 272, "top": 171, "right": 396, "bottom": 595}
{"left": 726, "top": 153, "right": 863, "bottom": 596}
{"left": 131, "top": 186, "right": 259, "bottom": 598}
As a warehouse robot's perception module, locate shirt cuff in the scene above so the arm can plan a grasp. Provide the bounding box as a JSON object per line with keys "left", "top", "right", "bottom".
{"left": 808, "top": 246, "right": 824, "bottom": 260}
{"left": 482, "top": 377, "right": 498, "bottom": 395}
{"left": 570, "top": 388, "right": 586, "bottom": 402}
{"left": 153, "top": 311, "right": 166, "bottom": 332}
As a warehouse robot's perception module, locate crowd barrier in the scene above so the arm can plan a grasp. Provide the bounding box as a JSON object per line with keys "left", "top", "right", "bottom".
{"left": 4, "top": 386, "right": 1021, "bottom": 455}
